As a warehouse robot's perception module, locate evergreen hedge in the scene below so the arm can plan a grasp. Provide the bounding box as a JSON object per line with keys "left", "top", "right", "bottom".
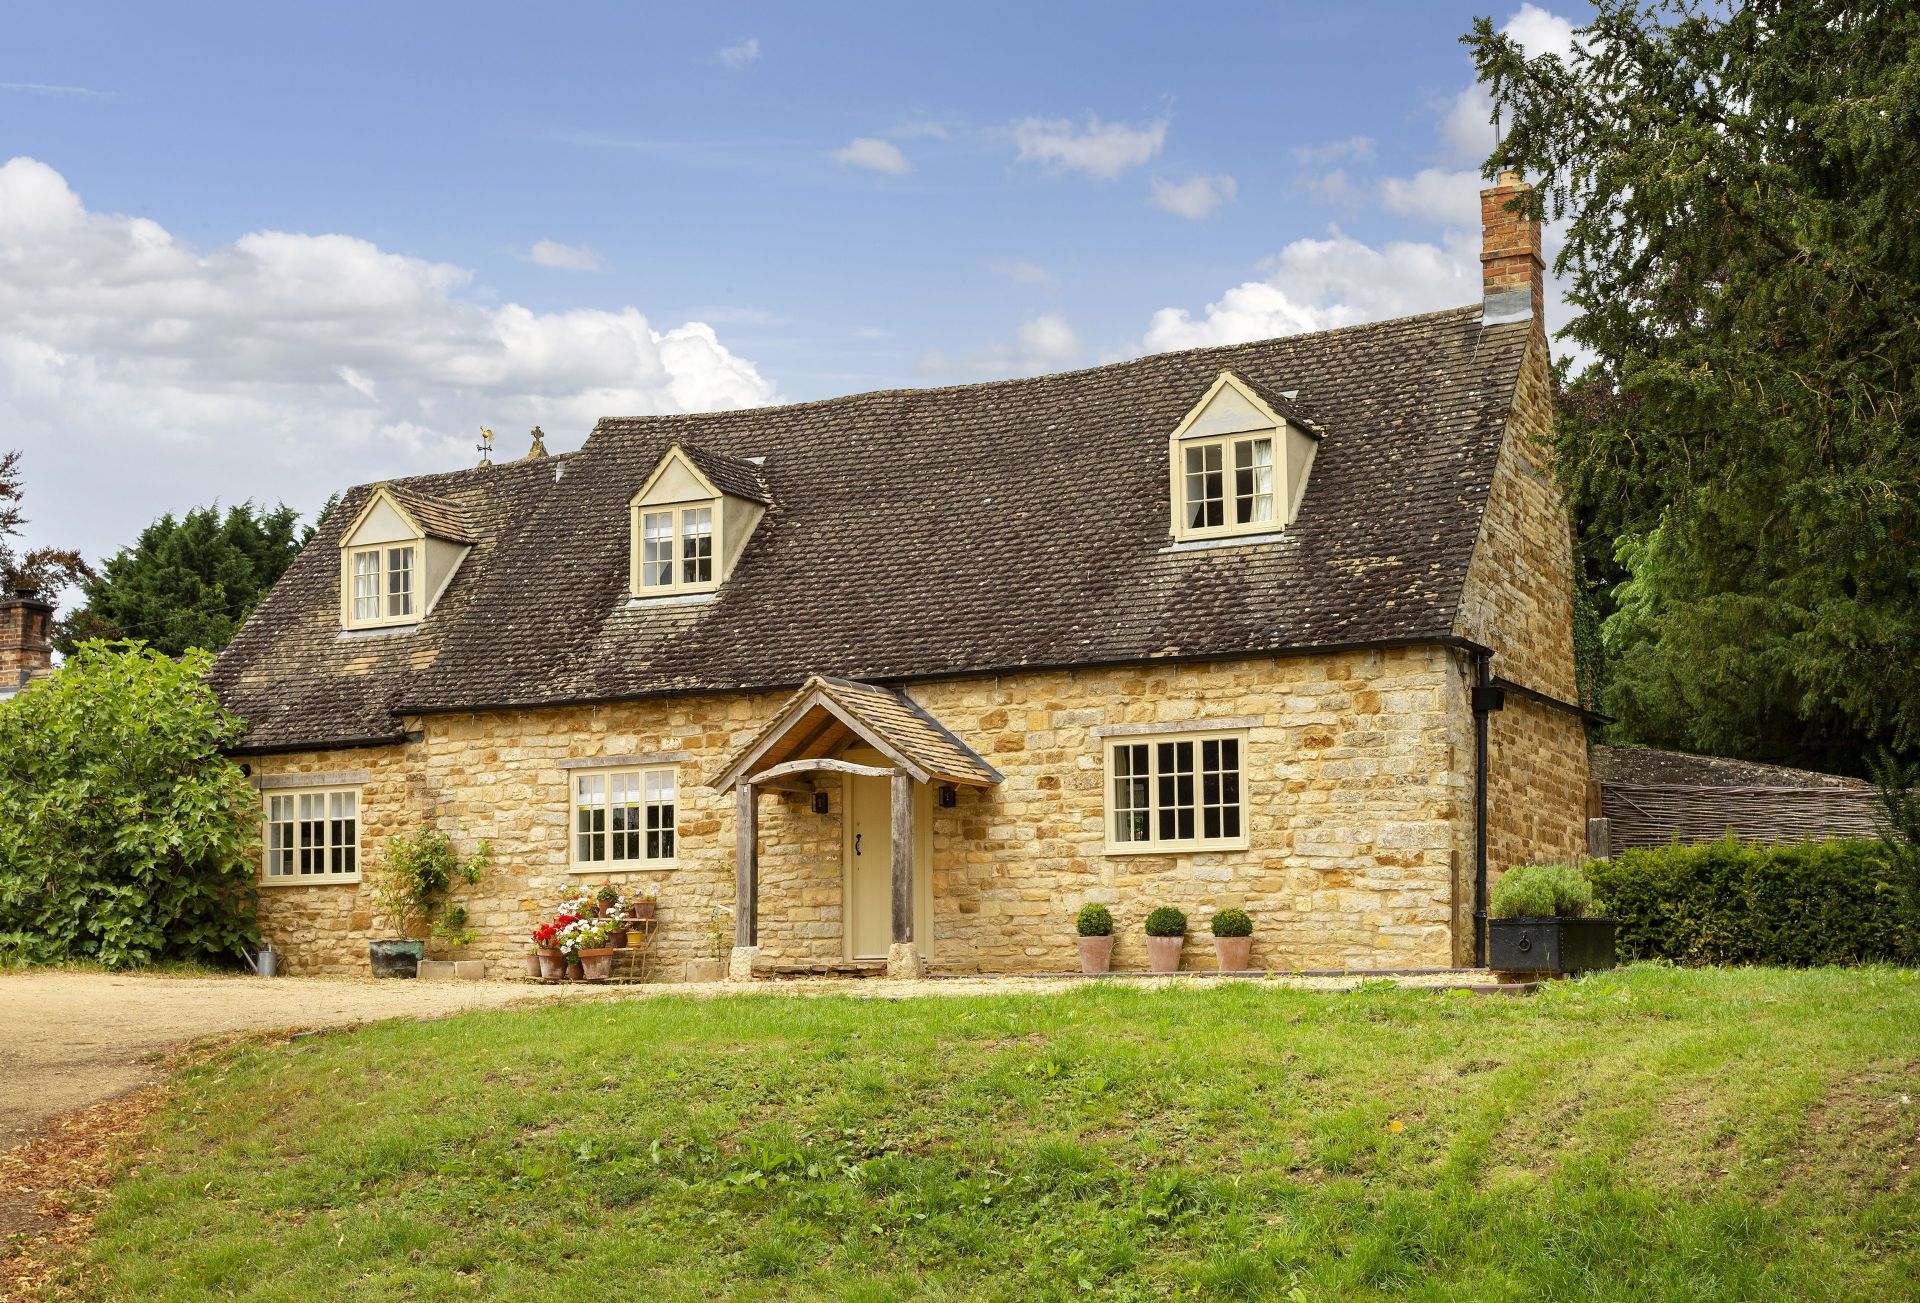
{"left": 1587, "top": 837, "right": 1919, "bottom": 967}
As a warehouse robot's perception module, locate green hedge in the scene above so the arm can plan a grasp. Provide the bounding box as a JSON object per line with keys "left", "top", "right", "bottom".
{"left": 1588, "top": 837, "right": 1920, "bottom": 967}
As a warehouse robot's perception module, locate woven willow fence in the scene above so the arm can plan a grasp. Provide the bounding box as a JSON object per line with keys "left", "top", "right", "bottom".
{"left": 1599, "top": 783, "right": 1882, "bottom": 853}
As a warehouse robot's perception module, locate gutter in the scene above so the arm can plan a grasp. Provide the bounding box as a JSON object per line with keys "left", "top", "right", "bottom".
{"left": 226, "top": 732, "right": 411, "bottom": 758}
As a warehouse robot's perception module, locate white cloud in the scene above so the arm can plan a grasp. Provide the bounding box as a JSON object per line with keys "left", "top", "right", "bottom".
{"left": 0, "top": 82, "right": 103, "bottom": 98}
{"left": 1012, "top": 115, "right": 1166, "bottom": 180}
{"left": 528, "top": 239, "right": 602, "bottom": 271}
{"left": 717, "top": 37, "right": 760, "bottom": 69}
{"left": 1141, "top": 228, "right": 1481, "bottom": 353}
{"left": 889, "top": 121, "right": 950, "bottom": 140}
{"left": 921, "top": 312, "right": 1080, "bottom": 380}
{"left": 988, "top": 258, "right": 1052, "bottom": 284}
{"left": 1300, "top": 169, "right": 1364, "bottom": 207}
{"left": 1291, "top": 136, "right": 1375, "bottom": 166}
{"left": 831, "top": 137, "right": 911, "bottom": 176}
{"left": 1379, "top": 167, "right": 1483, "bottom": 227}
{"left": 1440, "top": 4, "right": 1582, "bottom": 161}
{"left": 1149, "top": 174, "right": 1237, "bottom": 220}
{"left": 0, "top": 156, "right": 779, "bottom": 565}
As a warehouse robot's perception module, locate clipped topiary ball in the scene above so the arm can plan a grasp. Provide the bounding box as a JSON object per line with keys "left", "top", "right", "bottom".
{"left": 1210, "top": 907, "right": 1252, "bottom": 938}
{"left": 1075, "top": 902, "right": 1114, "bottom": 937}
{"left": 1144, "top": 906, "right": 1188, "bottom": 937}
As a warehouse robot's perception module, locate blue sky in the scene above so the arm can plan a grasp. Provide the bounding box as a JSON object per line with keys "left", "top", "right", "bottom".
{"left": 2, "top": 1, "right": 1586, "bottom": 568}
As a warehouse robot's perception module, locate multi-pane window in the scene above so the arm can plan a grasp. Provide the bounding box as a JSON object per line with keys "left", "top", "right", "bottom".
{"left": 264, "top": 788, "right": 360, "bottom": 880}
{"left": 1105, "top": 733, "right": 1246, "bottom": 852}
{"left": 1181, "top": 434, "right": 1275, "bottom": 534}
{"left": 348, "top": 545, "right": 415, "bottom": 623}
{"left": 636, "top": 504, "right": 718, "bottom": 593}
{"left": 574, "top": 768, "right": 676, "bottom": 866}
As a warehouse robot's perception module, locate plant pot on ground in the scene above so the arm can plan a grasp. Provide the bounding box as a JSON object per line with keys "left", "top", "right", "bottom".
{"left": 1144, "top": 906, "right": 1187, "bottom": 974}
{"left": 1075, "top": 902, "right": 1115, "bottom": 975}
{"left": 367, "top": 939, "right": 425, "bottom": 978}
{"left": 1210, "top": 907, "right": 1253, "bottom": 971}
{"left": 535, "top": 947, "right": 566, "bottom": 980}
{"left": 369, "top": 828, "right": 490, "bottom": 978}
{"left": 1486, "top": 861, "right": 1616, "bottom": 976}
{"left": 579, "top": 947, "right": 616, "bottom": 981}
{"left": 524, "top": 951, "right": 542, "bottom": 978}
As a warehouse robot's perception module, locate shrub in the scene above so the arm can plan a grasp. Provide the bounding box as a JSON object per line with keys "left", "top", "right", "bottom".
{"left": 1490, "top": 862, "right": 1595, "bottom": 919}
{"left": 0, "top": 641, "right": 260, "bottom": 968}
{"left": 1210, "top": 907, "right": 1253, "bottom": 938}
{"left": 1587, "top": 836, "right": 1920, "bottom": 967}
{"left": 373, "top": 829, "right": 489, "bottom": 951}
{"left": 1144, "top": 906, "right": 1187, "bottom": 937}
{"left": 1074, "top": 902, "right": 1113, "bottom": 937}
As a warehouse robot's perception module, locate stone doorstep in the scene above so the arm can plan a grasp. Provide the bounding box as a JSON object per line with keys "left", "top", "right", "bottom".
{"left": 417, "top": 960, "right": 488, "bottom": 982}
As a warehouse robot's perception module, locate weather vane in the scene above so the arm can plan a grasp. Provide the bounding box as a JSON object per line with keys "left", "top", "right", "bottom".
{"left": 477, "top": 425, "right": 494, "bottom": 466}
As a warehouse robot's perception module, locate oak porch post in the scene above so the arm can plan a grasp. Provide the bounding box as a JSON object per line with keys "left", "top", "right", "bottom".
{"left": 735, "top": 782, "right": 758, "bottom": 948}
{"left": 886, "top": 770, "right": 921, "bottom": 978}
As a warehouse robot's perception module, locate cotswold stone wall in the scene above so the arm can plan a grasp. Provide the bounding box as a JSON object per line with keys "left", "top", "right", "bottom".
{"left": 249, "top": 647, "right": 1477, "bottom": 977}
{"left": 1454, "top": 328, "right": 1592, "bottom": 887}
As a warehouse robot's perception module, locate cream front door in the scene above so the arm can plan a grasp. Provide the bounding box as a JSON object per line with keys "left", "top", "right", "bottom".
{"left": 845, "top": 772, "right": 894, "bottom": 959}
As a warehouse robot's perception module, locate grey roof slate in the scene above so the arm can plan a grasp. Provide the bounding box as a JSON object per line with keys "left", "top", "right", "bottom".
{"left": 213, "top": 305, "right": 1530, "bottom": 751}
{"left": 1591, "top": 745, "right": 1866, "bottom": 790}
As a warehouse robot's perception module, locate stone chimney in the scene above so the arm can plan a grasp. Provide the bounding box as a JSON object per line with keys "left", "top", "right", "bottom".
{"left": 0, "top": 586, "right": 54, "bottom": 694}
{"left": 1480, "top": 169, "right": 1544, "bottom": 328}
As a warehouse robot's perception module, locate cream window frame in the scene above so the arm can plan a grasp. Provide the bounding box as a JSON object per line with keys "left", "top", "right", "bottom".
{"left": 261, "top": 786, "right": 362, "bottom": 884}
{"left": 1175, "top": 432, "right": 1277, "bottom": 540}
{"left": 630, "top": 501, "right": 721, "bottom": 597}
{"left": 1102, "top": 729, "right": 1249, "bottom": 855}
{"left": 343, "top": 543, "right": 419, "bottom": 629}
{"left": 569, "top": 766, "right": 679, "bottom": 870}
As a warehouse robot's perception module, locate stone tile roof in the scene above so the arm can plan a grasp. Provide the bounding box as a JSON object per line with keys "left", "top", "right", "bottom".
{"left": 674, "top": 440, "right": 772, "bottom": 505}
{"left": 712, "top": 674, "right": 1002, "bottom": 791}
{"left": 1592, "top": 745, "right": 1867, "bottom": 790}
{"left": 380, "top": 483, "right": 477, "bottom": 543}
{"left": 214, "top": 305, "right": 1530, "bottom": 751}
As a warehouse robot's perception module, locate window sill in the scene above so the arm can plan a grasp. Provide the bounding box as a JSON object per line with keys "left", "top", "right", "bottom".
{"left": 567, "top": 863, "right": 677, "bottom": 874}
{"left": 339, "top": 623, "right": 419, "bottom": 638}
{"left": 1102, "top": 840, "right": 1250, "bottom": 858}
{"left": 624, "top": 591, "right": 717, "bottom": 609}
{"left": 261, "top": 874, "right": 363, "bottom": 887}
{"left": 1160, "top": 530, "right": 1288, "bottom": 554}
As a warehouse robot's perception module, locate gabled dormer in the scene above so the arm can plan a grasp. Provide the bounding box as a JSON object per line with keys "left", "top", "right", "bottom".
{"left": 1167, "top": 371, "right": 1321, "bottom": 543}
{"left": 337, "top": 485, "right": 474, "bottom": 630}
{"left": 629, "top": 442, "right": 769, "bottom": 599}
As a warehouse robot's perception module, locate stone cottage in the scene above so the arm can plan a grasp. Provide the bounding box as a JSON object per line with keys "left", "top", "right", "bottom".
{"left": 211, "top": 171, "right": 1591, "bottom": 979}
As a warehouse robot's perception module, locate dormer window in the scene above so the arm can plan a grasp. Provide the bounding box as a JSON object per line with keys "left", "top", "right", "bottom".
{"left": 1168, "top": 371, "right": 1321, "bottom": 543}
{"left": 338, "top": 486, "right": 473, "bottom": 631}
{"left": 349, "top": 545, "right": 415, "bottom": 621}
{"left": 629, "top": 442, "right": 769, "bottom": 600}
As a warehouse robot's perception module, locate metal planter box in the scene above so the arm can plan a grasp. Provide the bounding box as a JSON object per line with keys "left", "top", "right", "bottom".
{"left": 1488, "top": 917, "right": 1617, "bottom": 975}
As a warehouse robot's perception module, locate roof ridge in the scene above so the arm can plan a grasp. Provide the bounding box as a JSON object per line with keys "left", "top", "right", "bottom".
{"left": 592, "top": 304, "right": 1488, "bottom": 429}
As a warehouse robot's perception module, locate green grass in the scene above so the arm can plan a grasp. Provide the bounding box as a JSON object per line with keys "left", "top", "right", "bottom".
{"left": 73, "top": 967, "right": 1920, "bottom": 1301}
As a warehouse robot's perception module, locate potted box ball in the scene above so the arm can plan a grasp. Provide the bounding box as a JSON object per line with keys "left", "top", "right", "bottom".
{"left": 1075, "top": 902, "right": 1115, "bottom": 975}
{"left": 1210, "top": 908, "right": 1253, "bottom": 971}
{"left": 1486, "top": 862, "right": 1616, "bottom": 976}
{"left": 1143, "top": 906, "right": 1187, "bottom": 974}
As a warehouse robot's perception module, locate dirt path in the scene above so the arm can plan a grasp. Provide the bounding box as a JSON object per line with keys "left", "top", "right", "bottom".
{"left": 0, "top": 970, "right": 623, "bottom": 1153}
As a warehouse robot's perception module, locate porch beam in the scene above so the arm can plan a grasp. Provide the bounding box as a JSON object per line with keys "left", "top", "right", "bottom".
{"left": 755, "top": 757, "right": 899, "bottom": 785}
{"left": 735, "top": 783, "right": 758, "bottom": 947}
{"left": 753, "top": 777, "right": 816, "bottom": 796}
{"left": 890, "top": 769, "right": 914, "bottom": 945}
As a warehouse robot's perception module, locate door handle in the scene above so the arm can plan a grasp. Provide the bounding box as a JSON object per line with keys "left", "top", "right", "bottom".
{"left": 854, "top": 833, "right": 862, "bottom": 856}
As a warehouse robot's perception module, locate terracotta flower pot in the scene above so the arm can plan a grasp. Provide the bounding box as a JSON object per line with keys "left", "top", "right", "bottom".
{"left": 524, "top": 952, "right": 542, "bottom": 978}
{"left": 1077, "top": 934, "right": 1115, "bottom": 975}
{"left": 537, "top": 949, "right": 566, "bottom": 980}
{"left": 579, "top": 947, "right": 615, "bottom": 981}
{"left": 1146, "top": 935, "right": 1184, "bottom": 974}
{"left": 608, "top": 928, "right": 629, "bottom": 948}
{"left": 630, "top": 899, "right": 657, "bottom": 921}
{"left": 566, "top": 959, "right": 584, "bottom": 981}
{"left": 1214, "top": 936, "right": 1252, "bottom": 972}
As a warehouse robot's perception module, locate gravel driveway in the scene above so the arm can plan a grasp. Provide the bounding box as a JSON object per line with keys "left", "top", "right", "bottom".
{"left": 0, "top": 970, "right": 617, "bottom": 1152}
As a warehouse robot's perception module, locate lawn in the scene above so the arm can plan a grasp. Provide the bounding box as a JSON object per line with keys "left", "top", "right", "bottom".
{"left": 68, "top": 968, "right": 1920, "bottom": 1301}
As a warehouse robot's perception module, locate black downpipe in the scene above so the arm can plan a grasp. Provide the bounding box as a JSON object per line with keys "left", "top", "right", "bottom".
{"left": 1470, "top": 651, "right": 1505, "bottom": 966}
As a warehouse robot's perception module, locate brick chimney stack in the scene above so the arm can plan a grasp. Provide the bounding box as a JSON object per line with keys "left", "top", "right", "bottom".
{"left": 0, "top": 586, "right": 54, "bottom": 694}
{"left": 1480, "top": 169, "right": 1544, "bottom": 328}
